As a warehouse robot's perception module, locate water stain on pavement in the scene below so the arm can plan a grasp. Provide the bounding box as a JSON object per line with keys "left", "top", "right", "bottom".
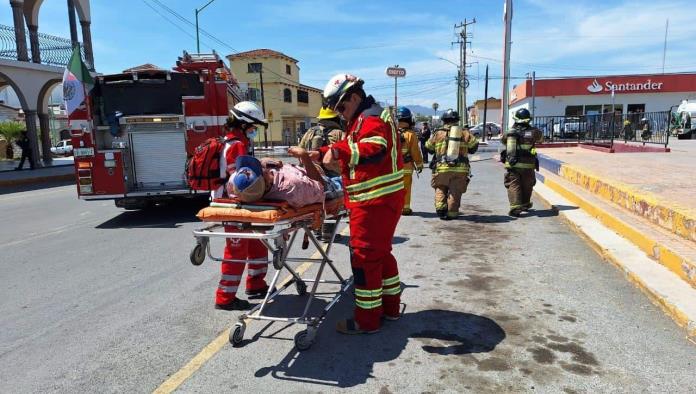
{"left": 447, "top": 274, "right": 512, "bottom": 292}
{"left": 528, "top": 347, "right": 557, "bottom": 364}
{"left": 477, "top": 357, "right": 512, "bottom": 371}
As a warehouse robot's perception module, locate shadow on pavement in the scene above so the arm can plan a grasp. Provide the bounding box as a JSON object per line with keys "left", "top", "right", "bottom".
{"left": 0, "top": 179, "right": 73, "bottom": 195}
{"left": 410, "top": 211, "right": 440, "bottom": 219}
{"left": 253, "top": 290, "right": 506, "bottom": 388}
{"left": 95, "top": 200, "right": 207, "bottom": 229}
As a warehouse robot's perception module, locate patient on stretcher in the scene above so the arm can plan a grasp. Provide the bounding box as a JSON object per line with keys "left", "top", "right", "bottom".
{"left": 226, "top": 147, "right": 326, "bottom": 208}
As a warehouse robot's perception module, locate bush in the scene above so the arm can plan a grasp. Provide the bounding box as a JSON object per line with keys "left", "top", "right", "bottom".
{"left": 0, "top": 121, "right": 25, "bottom": 142}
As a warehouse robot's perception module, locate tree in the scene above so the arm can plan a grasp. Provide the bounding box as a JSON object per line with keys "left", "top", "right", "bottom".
{"left": 0, "top": 121, "right": 25, "bottom": 142}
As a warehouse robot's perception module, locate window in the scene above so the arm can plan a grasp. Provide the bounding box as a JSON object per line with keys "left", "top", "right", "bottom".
{"left": 297, "top": 90, "right": 309, "bottom": 103}
{"left": 247, "top": 87, "right": 260, "bottom": 102}
{"left": 247, "top": 62, "right": 262, "bottom": 73}
{"left": 283, "top": 88, "right": 292, "bottom": 103}
{"left": 565, "top": 106, "right": 583, "bottom": 116}
{"left": 286, "top": 64, "right": 291, "bottom": 75}
{"left": 627, "top": 104, "right": 645, "bottom": 113}
{"left": 584, "top": 105, "right": 602, "bottom": 115}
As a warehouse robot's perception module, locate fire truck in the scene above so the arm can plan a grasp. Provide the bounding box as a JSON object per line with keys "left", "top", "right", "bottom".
{"left": 69, "top": 52, "right": 241, "bottom": 209}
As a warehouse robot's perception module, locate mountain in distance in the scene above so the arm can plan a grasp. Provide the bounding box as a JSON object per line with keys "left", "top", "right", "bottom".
{"left": 405, "top": 105, "right": 441, "bottom": 116}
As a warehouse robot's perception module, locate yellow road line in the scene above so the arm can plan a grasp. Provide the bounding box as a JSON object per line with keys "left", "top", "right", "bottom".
{"left": 153, "top": 227, "right": 350, "bottom": 394}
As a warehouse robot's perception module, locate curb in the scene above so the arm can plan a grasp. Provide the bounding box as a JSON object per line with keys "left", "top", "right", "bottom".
{"left": 0, "top": 173, "right": 74, "bottom": 187}
{"left": 536, "top": 170, "right": 696, "bottom": 288}
{"left": 537, "top": 154, "right": 696, "bottom": 244}
{"left": 533, "top": 179, "right": 696, "bottom": 339}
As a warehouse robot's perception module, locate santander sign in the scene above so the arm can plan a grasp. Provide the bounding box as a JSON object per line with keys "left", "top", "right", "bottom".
{"left": 586, "top": 78, "right": 664, "bottom": 93}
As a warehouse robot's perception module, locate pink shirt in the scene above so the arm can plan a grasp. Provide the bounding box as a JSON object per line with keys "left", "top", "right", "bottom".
{"left": 264, "top": 164, "right": 324, "bottom": 208}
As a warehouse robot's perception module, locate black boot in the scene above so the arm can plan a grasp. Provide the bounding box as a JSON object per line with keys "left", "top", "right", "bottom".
{"left": 436, "top": 209, "right": 447, "bottom": 220}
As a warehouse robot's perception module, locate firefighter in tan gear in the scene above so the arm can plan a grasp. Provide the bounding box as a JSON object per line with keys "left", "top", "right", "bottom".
{"left": 501, "top": 108, "right": 543, "bottom": 217}
{"left": 396, "top": 106, "right": 423, "bottom": 215}
{"left": 425, "top": 109, "right": 479, "bottom": 220}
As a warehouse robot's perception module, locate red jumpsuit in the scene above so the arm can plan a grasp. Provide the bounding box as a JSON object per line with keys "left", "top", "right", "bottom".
{"left": 321, "top": 96, "right": 404, "bottom": 331}
{"left": 214, "top": 130, "right": 268, "bottom": 306}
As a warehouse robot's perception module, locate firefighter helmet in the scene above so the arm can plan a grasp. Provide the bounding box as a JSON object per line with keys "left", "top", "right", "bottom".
{"left": 317, "top": 106, "right": 340, "bottom": 120}
{"left": 441, "top": 109, "right": 459, "bottom": 123}
{"left": 513, "top": 108, "right": 532, "bottom": 123}
{"left": 322, "top": 73, "right": 364, "bottom": 111}
{"left": 396, "top": 106, "right": 412, "bottom": 121}
{"left": 230, "top": 101, "right": 267, "bottom": 127}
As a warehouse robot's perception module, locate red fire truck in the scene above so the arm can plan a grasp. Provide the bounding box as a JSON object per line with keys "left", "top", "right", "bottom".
{"left": 69, "top": 52, "right": 241, "bottom": 209}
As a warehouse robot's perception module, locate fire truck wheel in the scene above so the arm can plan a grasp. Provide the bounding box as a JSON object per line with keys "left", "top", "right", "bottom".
{"left": 190, "top": 244, "right": 205, "bottom": 266}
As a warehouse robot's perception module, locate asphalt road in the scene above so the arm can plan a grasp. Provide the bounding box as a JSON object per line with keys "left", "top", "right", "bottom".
{"left": 1, "top": 150, "right": 694, "bottom": 393}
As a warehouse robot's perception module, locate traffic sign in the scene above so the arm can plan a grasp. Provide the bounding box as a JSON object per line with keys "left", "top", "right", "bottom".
{"left": 386, "top": 67, "right": 406, "bottom": 78}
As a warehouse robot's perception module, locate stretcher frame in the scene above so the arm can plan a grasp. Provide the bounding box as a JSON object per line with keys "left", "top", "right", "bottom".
{"left": 190, "top": 205, "right": 350, "bottom": 351}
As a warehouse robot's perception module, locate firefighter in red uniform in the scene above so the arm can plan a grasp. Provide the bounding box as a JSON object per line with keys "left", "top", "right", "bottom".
{"left": 214, "top": 101, "right": 273, "bottom": 311}
{"left": 319, "top": 74, "right": 405, "bottom": 334}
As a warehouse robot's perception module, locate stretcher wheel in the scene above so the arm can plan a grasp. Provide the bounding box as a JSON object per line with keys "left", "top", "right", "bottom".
{"left": 230, "top": 322, "right": 245, "bottom": 347}
{"left": 295, "top": 280, "right": 307, "bottom": 296}
{"left": 272, "top": 250, "right": 283, "bottom": 270}
{"left": 294, "top": 328, "right": 316, "bottom": 351}
{"left": 190, "top": 244, "right": 205, "bottom": 266}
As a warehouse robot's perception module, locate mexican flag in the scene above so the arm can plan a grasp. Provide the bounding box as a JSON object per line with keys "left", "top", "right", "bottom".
{"left": 62, "top": 47, "right": 94, "bottom": 115}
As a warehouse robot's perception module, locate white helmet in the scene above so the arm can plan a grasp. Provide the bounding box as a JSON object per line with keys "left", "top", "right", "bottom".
{"left": 322, "top": 73, "right": 364, "bottom": 110}
{"left": 230, "top": 101, "right": 267, "bottom": 127}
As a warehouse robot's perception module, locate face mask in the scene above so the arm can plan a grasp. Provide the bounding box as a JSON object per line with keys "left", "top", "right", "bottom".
{"left": 246, "top": 128, "right": 258, "bottom": 140}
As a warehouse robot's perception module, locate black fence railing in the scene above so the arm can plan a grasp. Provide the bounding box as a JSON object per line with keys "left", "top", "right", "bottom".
{"left": 0, "top": 24, "right": 84, "bottom": 67}
{"left": 533, "top": 111, "right": 670, "bottom": 148}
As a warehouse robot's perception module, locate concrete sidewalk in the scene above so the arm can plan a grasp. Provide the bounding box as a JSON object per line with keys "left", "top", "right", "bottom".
{"left": 537, "top": 140, "right": 696, "bottom": 243}
{"left": 0, "top": 157, "right": 74, "bottom": 187}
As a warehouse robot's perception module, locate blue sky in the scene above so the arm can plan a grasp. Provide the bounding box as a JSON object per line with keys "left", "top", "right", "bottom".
{"left": 3, "top": 0, "right": 696, "bottom": 112}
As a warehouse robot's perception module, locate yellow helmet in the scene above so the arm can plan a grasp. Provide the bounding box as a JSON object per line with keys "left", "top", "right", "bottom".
{"left": 317, "top": 107, "right": 340, "bottom": 120}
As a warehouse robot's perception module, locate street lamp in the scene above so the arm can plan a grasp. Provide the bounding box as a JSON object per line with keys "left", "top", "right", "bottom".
{"left": 195, "top": 0, "right": 217, "bottom": 53}
{"left": 438, "top": 57, "right": 463, "bottom": 119}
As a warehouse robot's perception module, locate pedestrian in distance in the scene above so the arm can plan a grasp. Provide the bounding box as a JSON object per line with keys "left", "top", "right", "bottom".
{"left": 396, "top": 106, "right": 423, "bottom": 216}
{"left": 214, "top": 101, "right": 275, "bottom": 311}
{"left": 419, "top": 122, "right": 431, "bottom": 164}
{"left": 319, "top": 73, "right": 405, "bottom": 335}
{"left": 14, "top": 130, "right": 34, "bottom": 170}
{"left": 425, "top": 109, "right": 479, "bottom": 220}
{"left": 501, "top": 108, "right": 543, "bottom": 217}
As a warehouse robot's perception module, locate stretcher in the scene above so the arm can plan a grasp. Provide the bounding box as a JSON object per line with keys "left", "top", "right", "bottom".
{"left": 189, "top": 195, "right": 350, "bottom": 351}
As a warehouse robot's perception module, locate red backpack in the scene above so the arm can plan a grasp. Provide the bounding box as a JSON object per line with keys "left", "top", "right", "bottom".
{"left": 187, "top": 137, "right": 238, "bottom": 191}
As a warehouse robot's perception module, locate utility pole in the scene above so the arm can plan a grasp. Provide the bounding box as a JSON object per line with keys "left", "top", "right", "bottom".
{"left": 454, "top": 18, "right": 475, "bottom": 126}
{"left": 483, "top": 64, "right": 489, "bottom": 142}
{"left": 501, "top": 0, "right": 513, "bottom": 131}
{"left": 195, "top": 0, "right": 216, "bottom": 53}
{"left": 531, "top": 71, "right": 536, "bottom": 119}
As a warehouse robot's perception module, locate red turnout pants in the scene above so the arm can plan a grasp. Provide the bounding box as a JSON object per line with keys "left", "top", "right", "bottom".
{"left": 349, "top": 196, "right": 403, "bottom": 331}
{"left": 215, "top": 227, "right": 268, "bottom": 305}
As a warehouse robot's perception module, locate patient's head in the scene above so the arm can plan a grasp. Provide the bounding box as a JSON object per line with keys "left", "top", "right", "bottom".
{"left": 229, "top": 156, "right": 268, "bottom": 203}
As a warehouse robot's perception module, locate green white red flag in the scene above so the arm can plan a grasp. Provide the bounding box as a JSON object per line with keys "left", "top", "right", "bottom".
{"left": 62, "top": 46, "right": 94, "bottom": 115}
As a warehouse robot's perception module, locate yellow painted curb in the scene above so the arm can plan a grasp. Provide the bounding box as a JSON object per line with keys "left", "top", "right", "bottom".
{"left": 557, "top": 163, "right": 696, "bottom": 245}
{"left": 541, "top": 175, "right": 696, "bottom": 288}
{"left": 536, "top": 176, "right": 696, "bottom": 339}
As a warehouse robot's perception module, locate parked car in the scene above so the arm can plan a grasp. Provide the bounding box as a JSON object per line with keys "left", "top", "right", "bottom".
{"left": 553, "top": 117, "right": 586, "bottom": 139}
{"left": 50, "top": 139, "right": 73, "bottom": 156}
{"left": 470, "top": 122, "right": 501, "bottom": 138}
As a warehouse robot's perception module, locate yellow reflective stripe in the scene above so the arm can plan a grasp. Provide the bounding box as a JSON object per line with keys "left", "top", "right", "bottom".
{"left": 356, "top": 299, "right": 382, "bottom": 309}
{"left": 403, "top": 169, "right": 413, "bottom": 174}
{"left": 345, "top": 169, "right": 403, "bottom": 192}
{"left": 382, "top": 275, "right": 400, "bottom": 286}
{"left": 381, "top": 109, "right": 398, "bottom": 173}
{"left": 383, "top": 286, "right": 401, "bottom": 296}
{"left": 505, "top": 162, "right": 535, "bottom": 169}
{"left": 348, "top": 181, "right": 404, "bottom": 202}
{"left": 520, "top": 144, "right": 532, "bottom": 150}
{"left": 349, "top": 141, "right": 359, "bottom": 166}
{"left": 355, "top": 288, "right": 383, "bottom": 298}
{"left": 435, "top": 165, "right": 470, "bottom": 173}
{"left": 361, "top": 136, "right": 387, "bottom": 147}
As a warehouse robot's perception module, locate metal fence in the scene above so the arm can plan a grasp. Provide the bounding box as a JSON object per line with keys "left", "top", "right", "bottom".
{"left": 0, "top": 24, "right": 83, "bottom": 67}
{"left": 533, "top": 111, "right": 670, "bottom": 148}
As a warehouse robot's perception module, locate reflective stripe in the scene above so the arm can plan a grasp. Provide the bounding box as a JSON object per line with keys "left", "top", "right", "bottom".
{"left": 505, "top": 162, "right": 535, "bottom": 169}
{"left": 356, "top": 299, "right": 382, "bottom": 309}
{"left": 383, "top": 286, "right": 401, "bottom": 296}
{"left": 403, "top": 169, "right": 413, "bottom": 174}
{"left": 349, "top": 141, "right": 360, "bottom": 166}
{"left": 435, "top": 165, "right": 470, "bottom": 173}
{"left": 247, "top": 267, "right": 267, "bottom": 276}
{"left": 382, "top": 275, "right": 400, "bottom": 286}
{"left": 380, "top": 109, "right": 398, "bottom": 173}
{"left": 346, "top": 169, "right": 403, "bottom": 192}
{"left": 221, "top": 274, "right": 242, "bottom": 281}
{"left": 520, "top": 144, "right": 532, "bottom": 150}
{"left": 218, "top": 285, "right": 239, "bottom": 293}
{"left": 355, "top": 288, "right": 383, "bottom": 298}
{"left": 361, "top": 136, "right": 387, "bottom": 147}
{"left": 348, "top": 180, "right": 404, "bottom": 203}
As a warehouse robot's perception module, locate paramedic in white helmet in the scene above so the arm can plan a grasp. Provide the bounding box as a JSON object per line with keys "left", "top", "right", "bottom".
{"left": 214, "top": 101, "right": 274, "bottom": 311}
